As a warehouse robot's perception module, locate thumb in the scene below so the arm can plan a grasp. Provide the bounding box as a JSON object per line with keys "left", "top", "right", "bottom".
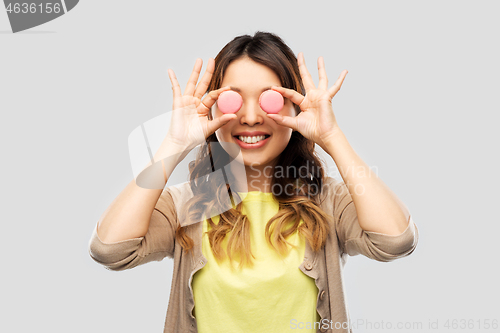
{"left": 266, "top": 114, "right": 299, "bottom": 131}
{"left": 206, "top": 114, "right": 237, "bottom": 136}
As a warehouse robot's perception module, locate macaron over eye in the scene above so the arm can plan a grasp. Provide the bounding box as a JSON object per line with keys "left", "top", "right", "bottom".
{"left": 259, "top": 90, "right": 284, "bottom": 114}
{"left": 217, "top": 90, "right": 243, "bottom": 114}
{"left": 217, "top": 89, "right": 284, "bottom": 114}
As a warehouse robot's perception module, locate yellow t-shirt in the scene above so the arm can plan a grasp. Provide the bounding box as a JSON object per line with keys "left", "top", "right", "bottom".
{"left": 192, "top": 191, "right": 320, "bottom": 332}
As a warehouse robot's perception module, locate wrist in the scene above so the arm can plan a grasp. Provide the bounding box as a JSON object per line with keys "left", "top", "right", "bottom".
{"left": 319, "top": 125, "right": 344, "bottom": 151}
{"left": 154, "top": 138, "right": 191, "bottom": 164}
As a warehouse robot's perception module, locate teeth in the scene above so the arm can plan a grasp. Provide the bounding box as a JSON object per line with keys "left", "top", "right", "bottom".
{"left": 238, "top": 135, "right": 266, "bottom": 143}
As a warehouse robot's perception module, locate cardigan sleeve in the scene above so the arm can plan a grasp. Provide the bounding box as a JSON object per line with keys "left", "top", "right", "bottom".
{"left": 88, "top": 188, "right": 179, "bottom": 271}
{"left": 329, "top": 178, "right": 419, "bottom": 262}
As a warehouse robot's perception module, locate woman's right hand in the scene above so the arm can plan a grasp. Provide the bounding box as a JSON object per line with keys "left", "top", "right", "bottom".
{"left": 165, "top": 58, "right": 236, "bottom": 151}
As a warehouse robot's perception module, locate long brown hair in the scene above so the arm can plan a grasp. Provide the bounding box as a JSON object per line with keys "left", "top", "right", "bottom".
{"left": 175, "top": 31, "right": 332, "bottom": 269}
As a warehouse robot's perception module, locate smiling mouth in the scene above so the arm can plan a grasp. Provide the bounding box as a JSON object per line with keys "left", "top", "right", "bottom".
{"left": 233, "top": 135, "right": 271, "bottom": 144}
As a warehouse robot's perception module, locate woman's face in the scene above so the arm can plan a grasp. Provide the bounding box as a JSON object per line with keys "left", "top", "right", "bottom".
{"left": 213, "top": 57, "right": 296, "bottom": 169}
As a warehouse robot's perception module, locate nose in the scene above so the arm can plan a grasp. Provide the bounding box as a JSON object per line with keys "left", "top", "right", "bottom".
{"left": 239, "top": 100, "right": 265, "bottom": 126}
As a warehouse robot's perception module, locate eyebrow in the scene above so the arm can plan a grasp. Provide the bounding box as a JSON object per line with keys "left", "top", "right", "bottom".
{"left": 229, "top": 86, "right": 273, "bottom": 93}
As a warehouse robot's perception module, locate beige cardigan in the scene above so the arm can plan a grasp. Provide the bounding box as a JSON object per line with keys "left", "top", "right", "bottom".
{"left": 88, "top": 177, "right": 419, "bottom": 333}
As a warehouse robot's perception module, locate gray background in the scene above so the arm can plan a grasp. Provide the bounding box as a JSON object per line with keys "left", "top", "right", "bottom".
{"left": 1, "top": 0, "right": 499, "bottom": 332}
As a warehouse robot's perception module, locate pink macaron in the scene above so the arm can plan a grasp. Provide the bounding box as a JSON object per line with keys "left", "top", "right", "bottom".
{"left": 259, "top": 90, "right": 284, "bottom": 114}
{"left": 217, "top": 90, "right": 243, "bottom": 114}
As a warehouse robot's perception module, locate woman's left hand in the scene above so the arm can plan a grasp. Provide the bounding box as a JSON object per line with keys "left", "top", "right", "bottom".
{"left": 266, "top": 52, "right": 348, "bottom": 151}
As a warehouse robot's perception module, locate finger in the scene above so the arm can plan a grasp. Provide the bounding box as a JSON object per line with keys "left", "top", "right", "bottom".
{"left": 194, "top": 58, "right": 214, "bottom": 100}
{"left": 318, "top": 57, "right": 329, "bottom": 91}
{"left": 198, "top": 86, "right": 232, "bottom": 113}
{"left": 327, "top": 70, "right": 348, "bottom": 99}
{"left": 206, "top": 113, "right": 237, "bottom": 136}
{"left": 184, "top": 58, "right": 203, "bottom": 96}
{"left": 265, "top": 113, "right": 299, "bottom": 132}
{"left": 168, "top": 68, "right": 182, "bottom": 109}
{"left": 298, "top": 52, "right": 316, "bottom": 92}
{"left": 271, "top": 86, "right": 305, "bottom": 106}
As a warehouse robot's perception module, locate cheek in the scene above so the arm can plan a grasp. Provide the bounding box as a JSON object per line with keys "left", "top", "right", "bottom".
{"left": 214, "top": 113, "right": 234, "bottom": 141}
{"left": 274, "top": 102, "right": 295, "bottom": 140}
{"left": 280, "top": 100, "right": 296, "bottom": 117}
{"left": 215, "top": 126, "right": 230, "bottom": 142}
{"left": 275, "top": 126, "right": 293, "bottom": 146}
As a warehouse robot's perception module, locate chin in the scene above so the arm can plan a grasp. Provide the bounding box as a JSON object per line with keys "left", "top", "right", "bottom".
{"left": 244, "top": 155, "right": 277, "bottom": 168}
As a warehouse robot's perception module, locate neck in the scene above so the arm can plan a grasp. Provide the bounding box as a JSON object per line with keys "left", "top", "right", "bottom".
{"left": 227, "top": 162, "right": 275, "bottom": 193}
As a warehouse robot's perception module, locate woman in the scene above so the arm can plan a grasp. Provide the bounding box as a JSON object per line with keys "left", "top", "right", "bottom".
{"left": 88, "top": 31, "right": 419, "bottom": 333}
